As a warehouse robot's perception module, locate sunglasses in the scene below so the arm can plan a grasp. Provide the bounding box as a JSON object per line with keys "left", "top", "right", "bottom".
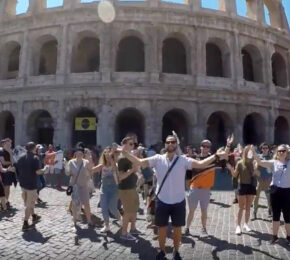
{"left": 262, "top": 147, "right": 269, "bottom": 150}
{"left": 277, "top": 150, "right": 286, "bottom": 153}
{"left": 165, "top": 141, "right": 177, "bottom": 145}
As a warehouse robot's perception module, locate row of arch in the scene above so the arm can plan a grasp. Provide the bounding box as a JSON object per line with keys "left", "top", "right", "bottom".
{"left": 1, "top": 108, "right": 289, "bottom": 148}
{"left": 1, "top": 33, "right": 289, "bottom": 87}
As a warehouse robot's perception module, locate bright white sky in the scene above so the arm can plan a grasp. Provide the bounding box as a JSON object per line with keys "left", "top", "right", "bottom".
{"left": 15, "top": 0, "right": 290, "bottom": 27}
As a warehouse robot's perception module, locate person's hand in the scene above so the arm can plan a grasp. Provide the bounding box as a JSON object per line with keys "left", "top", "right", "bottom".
{"left": 7, "top": 166, "right": 14, "bottom": 172}
{"left": 137, "top": 175, "right": 145, "bottom": 187}
{"left": 216, "top": 148, "right": 228, "bottom": 160}
{"left": 227, "top": 134, "right": 234, "bottom": 146}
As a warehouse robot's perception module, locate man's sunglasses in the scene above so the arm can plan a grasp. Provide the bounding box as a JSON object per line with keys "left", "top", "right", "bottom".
{"left": 277, "top": 150, "right": 287, "bottom": 153}
{"left": 165, "top": 141, "right": 177, "bottom": 145}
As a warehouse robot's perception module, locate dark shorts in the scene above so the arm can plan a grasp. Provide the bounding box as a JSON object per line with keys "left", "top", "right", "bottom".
{"left": 1, "top": 172, "right": 15, "bottom": 186}
{"left": 270, "top": 187, "right": 290, "bottom": 223}
{"left": 0, "top": 182, "right": 5, "bottom": 197}
{"left": 238, "top": 184, "right": 256, "bottom": 196}
{"left": 155, "top": 198, "right": 185, "bottom": 227}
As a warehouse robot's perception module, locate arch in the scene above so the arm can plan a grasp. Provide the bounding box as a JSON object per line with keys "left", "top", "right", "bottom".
{"left": 162, "top": 109, "right": 189, "bottom": 146}
{"left": 241, "top": 45, "right": 263, "bottom": 83}
{"left": 115, "top": 108, "right": 145, "bottom": 144}
{"left": 116, "top": 36, "right": 145, "bottom": 72}
{"left": 271, "top": 52, "right": 288, "bottom": 88}
{"left": 206, "top": 39, "right": 231, "bottom": 78}
{"left": 162, "top": 37, "right": 187, "bottom": 74}
{"left": 71, "top": 34, "right": 100, "bottom": 73}
{"left": 35, "top": 35, "right": 58, "bottom": 75}
{"left": 243, "top": 113, "right": 266, "bottom": 145}
{"left": 72, "top": 108, "right": 97, "bottom": 148}
{"left": 274, "top": 116, "right": 289, "bottom": 144}
{"left": 27, "top": 110, "right": 54, "bottom": 145}
{"left": 1, "top": 41, "right": 21, "bottom": 79}
{"left": 0, "top": 111, "right": 15, "bottom": 144}
{"left": 206, "top": 111, "right": 233, "bottom": 150}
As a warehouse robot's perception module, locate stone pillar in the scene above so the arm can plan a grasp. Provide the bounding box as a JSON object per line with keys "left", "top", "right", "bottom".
{"left": 15, "top": 101, "right": 24, "bottom": 145}
{"left": 53, "top": 99, "right": 65, "bottom": 147}
{"left": 264, "top": 42, "right": 275, "bottom": 94}
{"left": 256, "top": 0, "right": 266, "bottom": 24}
{"left": 193, "top": 102, "right": 206, "bottom": 146}
{"left": 219, "top": 0, "right": 237, "bottom": 16}
{"left": 18, "top": 31, "right": 29, "bottom": 87}
{"left": 188, "top": 0, "right": 201, "bottom": 12}
{"left": 233, "top": 31, "right": 243, "bottom": 88}
{"left": 147, "top": 0, "right": 160, "bottom": 8}
{"left": 63, "top": 0, "right": 78, "bottom": 9}
{"left": 56, "top": 25, "right": 68, "bottom": 85}
{"left": 28, "top": 0, "right": 46, "bottom": 14}
{"left": 148, "top": 26, "right": 160, "bottom": 83}
{"left": 100, "top": 24, "right": 112, "bottom": 83}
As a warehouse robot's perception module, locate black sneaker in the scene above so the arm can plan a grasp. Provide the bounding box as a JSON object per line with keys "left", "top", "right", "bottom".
{"left": 172, "top": 251, "right": 182, "bottom": 260}
{"left": 32, "top": 214, "right": 41, "bottom": 223}
{"left": 37, "top": 198, "right": 43, "bottom": 204}
{"left": 232, "top": 198, "right": 238, "bottom": 204}
{"left": 22, "top": 221, "right": 35, "bottom": 232}
{"left": 184, "top": 228, "right": 190, "bottom": 236}
{"left": 200, "top": 227, "right": 208, "bottom": 237}
{"left": 268, "top": 235, "right": 279, "bottom": 245}
{"left": 156, "top": 250, "right": 166, "bottom": 260}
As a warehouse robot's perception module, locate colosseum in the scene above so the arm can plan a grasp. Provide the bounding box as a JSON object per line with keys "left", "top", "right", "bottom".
{"left": 0, "top": 0, "right": 289, "bottom": 150}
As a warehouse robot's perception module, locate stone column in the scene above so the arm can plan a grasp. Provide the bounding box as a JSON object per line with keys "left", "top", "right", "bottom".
{"left": 188, "top": 0, "right": 201, "bottom": 12}
{"left": 56, "top": 24, "right": 68, "bottom": 85}
{"left": 53, "top": 99, "right": 65, "bottom": 147}
{"left": 147, "top": 0, "right": 160, "bottom": 8}
{"left": 233, "top": 31, "right": 243, "bottom": 89}
{"left": 264, "top": 42, "right": 275, "bottom": 94}
{"left": 28, "top": 0, "right": 46, "bottom": 14}
{"left": 219, "top": 0, "right": 237, "bottom": 16}
{"left": 148, "top": 26, "right": 160, "bottom": 83}
{"left": 234, "top": 105, "right": 245, "bottom": 145}
{"left": 100, "top": 24, "right": 112, "bottom": 83}
{"left": 18, "top": 31, "right": 29, "bottom": 87}
{"left": 193, "top": 102, "right": 206, "bottom": 146}
{"left": 63, "top": 0, "right": 78, "bottom": 9}
{"left": 256, "top": 0, "right": 266, "bottom": 24}
{"left": 15, "top": 101, "right": 24, "bottom": 145}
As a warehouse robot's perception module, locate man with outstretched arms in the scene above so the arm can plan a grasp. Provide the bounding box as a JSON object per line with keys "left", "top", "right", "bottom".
{"left": 119, "top": 135, "right": 228, "bottom": 260}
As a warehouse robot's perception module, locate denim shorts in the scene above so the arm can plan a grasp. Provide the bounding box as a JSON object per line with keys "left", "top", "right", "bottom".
{"left": 155, "top": 198, "right": 185, "bottom": 227}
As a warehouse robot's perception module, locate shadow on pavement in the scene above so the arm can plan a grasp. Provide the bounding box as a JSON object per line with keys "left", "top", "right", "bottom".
{"left": 198, "top": 235, "right": 281, "bottom": 260}
{"left": 22, "top": 228, "right": 54, "bottom": 244}
{"left": 210, "top": 200, "right": 231, "bottom": 208}
{"left": 0, "top": 208, "right": 18, "bottom": 220}
{"left": 75, "top": 225, "right": 101, "bottom": 245}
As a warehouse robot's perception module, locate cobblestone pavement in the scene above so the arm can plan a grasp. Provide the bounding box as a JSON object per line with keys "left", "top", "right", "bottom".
{"left": 0, "top": 184, "right": 290, "bottom": 260}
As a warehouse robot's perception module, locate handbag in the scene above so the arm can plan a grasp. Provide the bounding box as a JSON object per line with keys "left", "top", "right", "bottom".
{"left": 156, "top": 156, "right": 179, "bottom": 199}
{"left": 66, "top": 161, "right": 83, "bottom": 196}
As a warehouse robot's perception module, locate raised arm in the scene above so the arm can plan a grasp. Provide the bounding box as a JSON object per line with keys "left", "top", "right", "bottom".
{"left": 191, "top": 149, "right": 228, "bottom": 169}
{"left": 120, "top": 150, "right": 150, "bottom": 168}
{"left": 252, "top": 147, "right": 272, "bottom": 169}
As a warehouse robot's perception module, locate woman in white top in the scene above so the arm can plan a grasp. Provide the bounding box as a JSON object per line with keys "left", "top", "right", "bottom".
{"left": 67, "top": 147, "right": 94, "bottom": 227}
{"left": 254, "top": 144, "right": 290, "bottom": 245}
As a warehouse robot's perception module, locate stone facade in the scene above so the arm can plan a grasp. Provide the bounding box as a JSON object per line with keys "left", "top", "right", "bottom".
{"left": 0, "top": 0, "right": 290, "bottom": 149}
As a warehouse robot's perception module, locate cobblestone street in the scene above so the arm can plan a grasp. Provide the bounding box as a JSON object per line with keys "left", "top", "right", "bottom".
{"left": 0, "top": 184, "right": 290, "bottom": 260}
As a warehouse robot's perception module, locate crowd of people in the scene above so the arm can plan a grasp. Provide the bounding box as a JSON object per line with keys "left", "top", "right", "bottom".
{"left": 0, "top": 134, "right": 289, "bottom": 260}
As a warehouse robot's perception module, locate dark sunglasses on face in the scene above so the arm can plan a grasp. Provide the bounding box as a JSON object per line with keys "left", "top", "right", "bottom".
{"left": 166, "top": 141, "right": 177, "bottom": 145}
{"left": 278, "top": 150, "right": 286, "bottom": 153}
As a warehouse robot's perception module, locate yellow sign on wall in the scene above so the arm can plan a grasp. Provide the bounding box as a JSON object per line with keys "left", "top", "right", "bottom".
{"left": 75, "top": 117, "right": 96, "bottom": 131}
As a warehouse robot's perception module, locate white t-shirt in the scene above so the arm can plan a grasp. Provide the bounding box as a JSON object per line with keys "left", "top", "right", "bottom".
{"left": 269, "top": 160, "right": 290, "bottom": 188}
{"left": 54, "top": 150, "right": 64, "bottom": 169}
{"left": 148, "top": 154, "right": 196, "bottom": 204}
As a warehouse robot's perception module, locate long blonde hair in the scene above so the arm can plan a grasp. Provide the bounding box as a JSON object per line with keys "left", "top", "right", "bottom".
{"left": 98, "top": 147, "right": 111, "bottom": 167}
{"left": 241, "top": 145, "right": 252, "bottom": 166}
{"left": 273, "top": 144, "right": 290, "bottom": 161}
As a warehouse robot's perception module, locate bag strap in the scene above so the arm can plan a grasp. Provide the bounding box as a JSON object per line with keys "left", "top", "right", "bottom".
{"left": 73, "top": 160, "right": 83, "bottom": 186}
{"left": 156, "top": 156, "right": 179, "bottom": 198}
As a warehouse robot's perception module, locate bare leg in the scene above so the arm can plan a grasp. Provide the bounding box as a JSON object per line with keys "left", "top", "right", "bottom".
{"left": 285, "top": 223, "right": 290, "bottom": 236}
{"left": 273, "top": 221, "right": 280, "bottom": 236}
{"left": 201, "top": 210, "right": 207, "bottom": 229}
{"left": 186, "top": 208, "right": 195, "bottom": 229}
{"left": 172, "top": 227, "right": 182, "bottom": 251}
{"left": 245, "top": 195, "right": 254, "bottom": 223}
{"left": 121, "top": 213, "right": 130, "bottom": 235}
{"left": 4, "top": 186, "right": 10, "bottom": 201}
{"left": 83, "top": 203, "right": 92, "bottom": 224}
{"left": 237, "top": 196, "right": 246, "bottom": 226}
{"left": 158, "top": 226, "right": 167, "bottom": 252}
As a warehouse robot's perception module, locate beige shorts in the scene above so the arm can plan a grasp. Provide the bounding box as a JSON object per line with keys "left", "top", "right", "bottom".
{"left": 119, "top": 189, "right": 139, "bottom": 214}
{"left": 22, "top": 189, "right": 37, "bottom": 209}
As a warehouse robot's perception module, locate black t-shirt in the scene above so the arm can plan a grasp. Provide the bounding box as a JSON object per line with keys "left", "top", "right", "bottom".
{"left": 117, "top": 155, "right": 137, "bottom": 190}
{"left": 16, "top": 152, "right": 41, "bottom": 190}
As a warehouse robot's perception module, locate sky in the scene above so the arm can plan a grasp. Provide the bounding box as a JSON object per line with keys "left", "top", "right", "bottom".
{"left": 15, "top": 0, "right": 290, "bottom": 27}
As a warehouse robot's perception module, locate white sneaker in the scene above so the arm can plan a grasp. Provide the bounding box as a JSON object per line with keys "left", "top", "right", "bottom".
{"left": 243, "top": 223, "right": 252, "bottom": 232}
{"left": 235, "top": 225, "right": 242, "bottom": 235}
{"left": 100, "top": 226, "right": 110, "bottom": 233}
